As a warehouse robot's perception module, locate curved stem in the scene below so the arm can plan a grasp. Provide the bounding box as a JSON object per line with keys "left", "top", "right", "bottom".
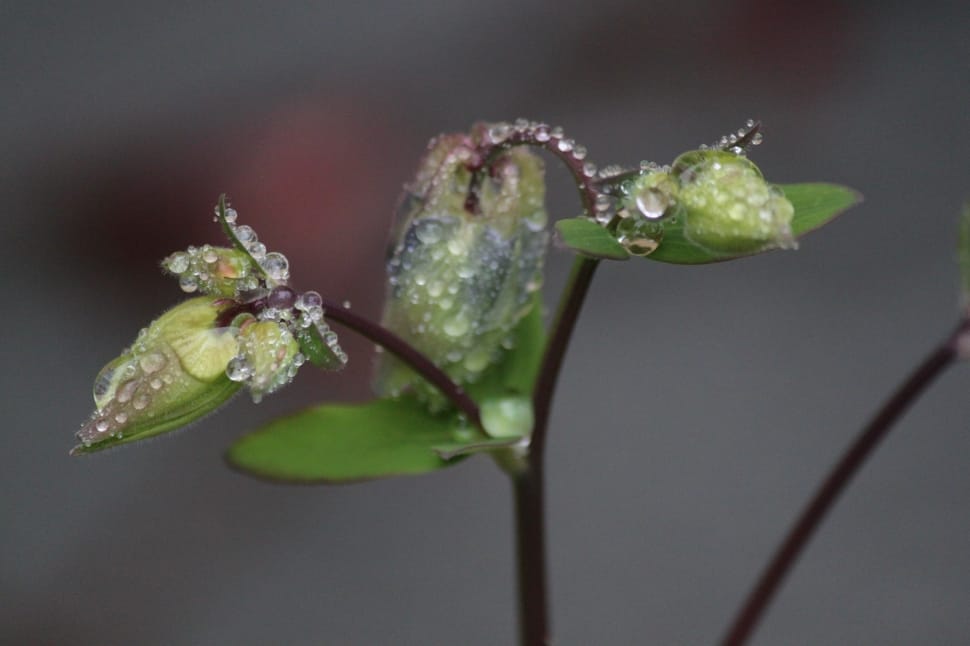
{"left": 721, "top": 318, "right": 968, "bottom": 646}
{"left": 320, "top": 298, "right": 483, "bottom": 430}
{"left": 472, "top": 121, "right": 598, "bottom": 215}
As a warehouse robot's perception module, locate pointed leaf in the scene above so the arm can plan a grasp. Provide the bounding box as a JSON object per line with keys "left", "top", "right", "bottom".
{"left": 645, "top": 183, "right": 861, "bottom": 264}
{"left": 226, "top": 398, "right": 466, "bottom": 483}
{"left": 555, "top": 218, "right": 630, "bottom": 260}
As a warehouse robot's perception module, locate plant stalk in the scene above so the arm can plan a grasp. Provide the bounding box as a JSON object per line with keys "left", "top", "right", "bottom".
{"left": 320, "top": 298, "right": 483, "bottom": 429}
{"left": 514, "top": 468, "right": 550, "bottom": 646}
{"left": 721, "top": 318, "right": 968, "bottom": 646}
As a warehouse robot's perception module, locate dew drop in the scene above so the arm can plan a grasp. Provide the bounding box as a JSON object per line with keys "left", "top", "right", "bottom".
{"left": 234, "top": 225, "right": 256, "bottom": 243}
{"left": 132, "top": 395, "right": 150, "bottom": 411}
{"left": 114, "top": 412, "right": 128, "bottom": 424}
{"left": 167, "top": 253, "right": 190, "bottom": 274}
{"left": 95, "top": 418, "right": 110, "bottom": 433}
{"left": 224, "top": 207, "right": 238, "bottom": 223}
{"left": 179, "top": 275, "right": 198, "bottom": 293}
{"left": 488, "top": 123, "right": 511, "bottom": 144}
{"left": 226, "top": 357, "right": 253, "bottom": 382}
{"left": 139, "top": 353, "right": 166, "bottom": 374}
{"left": 535, "top": 125, "right": 550, "bottom": 142}
{"left": 260, "top": 252, "right": 290, "bottom": 281}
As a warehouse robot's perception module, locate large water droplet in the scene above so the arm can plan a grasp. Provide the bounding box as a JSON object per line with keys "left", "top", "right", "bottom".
{"left": 260, "top": 252, "right": 289, "bottom": 282}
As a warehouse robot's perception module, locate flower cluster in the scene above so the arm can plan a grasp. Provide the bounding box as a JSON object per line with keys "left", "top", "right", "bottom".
{"left": 73, "top": 199, "right": 346, "bottom": 454}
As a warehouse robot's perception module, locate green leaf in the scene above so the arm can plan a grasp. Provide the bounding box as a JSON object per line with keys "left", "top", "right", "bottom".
{"left": 555, "top": 217, "right": 630, "bottom": 260}
{"left": 466, "top": 293, "right": 546, "bottom": 402}
{"left": 226, "top": 398, "right": 467, "bottom": 483}
{"left": 293, "top": 324, "right": 346, "bottom": 371}
{"left": 646, "top": 183, "right": 861, "bottom": 264}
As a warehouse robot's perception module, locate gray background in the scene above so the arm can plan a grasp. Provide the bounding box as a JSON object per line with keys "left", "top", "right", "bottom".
{"left": 4, "top": 1, "right": 970, "bottom": 644}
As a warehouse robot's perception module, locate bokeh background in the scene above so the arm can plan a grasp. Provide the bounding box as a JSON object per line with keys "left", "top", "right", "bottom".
{"left": 4, "top": 2, "right": 970, "bottom": 644}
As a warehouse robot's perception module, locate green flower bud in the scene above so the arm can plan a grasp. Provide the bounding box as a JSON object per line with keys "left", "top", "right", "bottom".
{"left": 672, "top": 150, "right": 795, "bottom": 254}
{"left": 162, "top": 245, "right": 260, "bottom": 297}
{"left": 228, "top": 320, "right": 302, "bottom": 402}
{"left": 376, "top": 133, "right": 548, "bottom": 409}
{"left": 73, "top": 297, "right": 242, "bottom": 454}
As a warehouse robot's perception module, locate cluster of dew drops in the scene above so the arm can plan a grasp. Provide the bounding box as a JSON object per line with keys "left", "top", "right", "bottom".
{"left": 169, "top": 203, "right": 348, "bottom": 395}
{"left": 486, "top": 118, "right": 765, "bottom": 257}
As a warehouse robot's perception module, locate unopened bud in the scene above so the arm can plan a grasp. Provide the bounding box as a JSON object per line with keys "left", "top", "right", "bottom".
{"left": 377, "top": 132, "right": 548, "bottom": 409}
{"left": 73, "top": 297, "right": 242, "bottom": 454}
{"left": 672, "top": 150, "right": 795, "bottom": 254}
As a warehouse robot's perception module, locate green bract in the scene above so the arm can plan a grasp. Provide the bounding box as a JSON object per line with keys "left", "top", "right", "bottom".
{"left": 162, "top": 245, "right": 259, "bottom": 296}
{"left": 73, "top": 296, "right": 243, "bottom": 454}
{"left": 376, "top": 131, "right": 548, "bottom": 410}
{"left": 231, "top": 320, "right": 302, "bottom": 402}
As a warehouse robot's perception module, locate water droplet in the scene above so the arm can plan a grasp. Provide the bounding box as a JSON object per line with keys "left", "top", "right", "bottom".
{"left": 260, "top": 252, "right": 289, "bottom": 281}
{"left": 745, "top": 118, "right": 755, "bottom": 128}
{"left": 167, "top": 253, "right": 190, "bottom": 274}
{"left": 224, "top": 207, "right": 238, "bottom": 223}
{"left": 342, "top": 300, "right": 351, "bottom": 309}
{"left": 202, "top": 247, "right": 218, "bottom": 263}
{"left": 572, "top": 145, "right": 587, "bottom": 160}
{"left": 443, "top": 316, "right": 470, "bottom": 337}
{"left": 488, "top": 123, "right": 511, "bottom": 144}
{"left": 751, "top": 132, "right": 764, "bottom": 145}
{"left": 298, "top": 290, "right": 322, "bottom": 310}
{"left": 416, "top": 220, "right": 443, "bottom": 245}
{"left": 226, "top": 357, "right": 253, "bottom": 382}
{"left": 534, "top": 125, "right": 550, "bottom": 142}
{"left": 132, "top": 395, "right": 150, "bottom": 411}
{"left": 114, "top": 412, "right": 128, "bottom": 424}
{"left": 150, "top": 378, "right": 163, "bottom": 390}
{"left": 583, "top": 162, "right": 597, "bottom": 177}
{"left": 635, "top": 188, "right": 668, "bottom": 220}
{"left": 551, "top": 126, "right": 564, "bottom": 138}
{"left": 95, "top": 418, "right": 110, "bottom": 433}
{"left": 234, "top": 225, "right": 256, "bottom": 243}
{"left": 557, "top": 138, "right": 574, "bottom": 153}
{"left": 138, "top": 353, "right": 165, "bottom": 374}
{"left": 179, "top": 275, "right": 198, "bottom": 293}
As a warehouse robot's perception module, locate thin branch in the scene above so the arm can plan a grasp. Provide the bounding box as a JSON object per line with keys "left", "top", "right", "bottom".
{"left": 720, "top": 318, "right": 969, "bottom": 646}
{"left": 320, "top": 298, "right": 483, "bottom": 430}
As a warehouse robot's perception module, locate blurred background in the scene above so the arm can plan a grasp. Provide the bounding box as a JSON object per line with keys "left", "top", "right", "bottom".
{"left": 4, "top": 1, "right": 970, "bottom": 644}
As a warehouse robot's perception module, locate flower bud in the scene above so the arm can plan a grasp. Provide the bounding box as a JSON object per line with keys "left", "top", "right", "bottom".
{"left": 376, "top": 133, "right": 548, "bottom": 409}
{"left": 672, "top": 150, "right": 795, "bottom": 254}
{"left": 227, "top": 320, "right": 302, "bottom": 402}
{"left": 73, "top": 297, "right": 242, "bottom": 454}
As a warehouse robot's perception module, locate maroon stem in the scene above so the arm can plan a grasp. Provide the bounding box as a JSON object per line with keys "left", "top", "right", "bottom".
{"left": 721, "top": 318, "right": 968, "bottom": 646}
{"left": 320, "top": 298, "right": 482, "bottom": 430}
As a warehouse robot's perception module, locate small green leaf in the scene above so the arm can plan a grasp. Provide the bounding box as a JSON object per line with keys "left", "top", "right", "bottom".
{"left": 293, "top": 324, "right": 346, "bottom": 370}
{"left": 226, "top": 398, "right": 467, "bottom": 483}
{"left": 466, "top": 293, "right": 546, "bottom": 402}
{"left": 555, "top": 217, "right": 630, "bottom": 260}
{"left": 645, "top": 183, "right": 861, "bottom": 264}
